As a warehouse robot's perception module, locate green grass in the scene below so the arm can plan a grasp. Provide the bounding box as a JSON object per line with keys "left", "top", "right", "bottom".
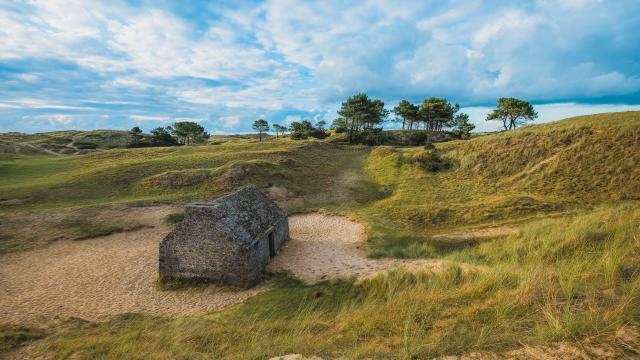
{"left": 0, "top": 324, "right": 45, "bottom": 352}
{"left": 25, "top": 203, "right": 640, "bottom": 358}
{"left": 1, "top": 112, "right": 639, "bottom": 358}
{"left": 0, "top": 139, "right": 372, "bottom": 211}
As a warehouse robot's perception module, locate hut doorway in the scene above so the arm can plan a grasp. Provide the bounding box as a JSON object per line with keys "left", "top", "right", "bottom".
{"left": 268, "top": 231, "right": 276, "bottom": 258}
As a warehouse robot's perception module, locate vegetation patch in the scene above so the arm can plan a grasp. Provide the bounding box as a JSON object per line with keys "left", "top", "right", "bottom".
{"left": 164, "top": 212, "right": 185, "bottom": 225}
{"left": 0, "top": 323, "right": 46, "bottom": 352}
{"left": 137, "top": 169, "right": 211, "bottom": 191}
{"left": 58, "top": 218, "right": 150, "bottom": 240}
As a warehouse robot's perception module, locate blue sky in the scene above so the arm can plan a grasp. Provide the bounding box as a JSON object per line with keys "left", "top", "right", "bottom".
{"left": 1, "top": 0, "right": 639, "bottom": 133}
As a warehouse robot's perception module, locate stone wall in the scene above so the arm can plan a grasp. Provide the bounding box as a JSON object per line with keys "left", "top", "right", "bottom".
{"left": 159, "top": 186, "right": 289, "bottom": 287}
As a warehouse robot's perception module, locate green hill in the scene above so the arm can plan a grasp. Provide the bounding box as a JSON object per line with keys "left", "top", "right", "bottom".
{"left": 1, "top": 111, "right": 639, "bottom": 358}
{"left": 0, "top": 130, "right": 133, "bottom": 155}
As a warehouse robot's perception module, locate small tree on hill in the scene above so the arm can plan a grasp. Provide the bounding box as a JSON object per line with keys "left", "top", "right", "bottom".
{"left": 315, "top": 120, "right": 327, "bottom": 131}
{"left": 289, "top": 120, "right": 311, "bottom": 139}
{"left": 252, "top": 119, "right": 269, "bottom": 142}
{"left": 128, "top": 126, "right": 145, "bottom": 147}
{"left": 419, "top": 97, "right": 460, "bottom": 132}
{"left": 171, "top": 122, "right": 209, "bottom": 145}
{"left": 330, "top": 118, "right": 348, "bottom": 133}
{"left": 151, "top": 126, "right": 177, "bottom": 146}
{"left": 338, "top": 93, "right": 388, "bottom": 143}
{"left": 486, "top": 98, "right": 538, "bottom": 130}
{"left": 452, "top": 113, "right": 475, "bottom": 139}
{"left": 272, "top": 124, "right": 286, "bottom": 139}
{"left": 393, "top": 100, "right": 420, "bottom": 130}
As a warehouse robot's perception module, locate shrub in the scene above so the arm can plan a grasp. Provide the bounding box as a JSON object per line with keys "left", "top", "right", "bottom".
{"left": 409, "top": 131, "right": 429, "bottom": 146}
{"left": 411, "top": 150, "right": 453, "bottom": 172}
{"left": 73, "top": 141, "right": 98, "bottom": 149}
{"left": 165, "top": 212, "right": 185, "bottom": 225}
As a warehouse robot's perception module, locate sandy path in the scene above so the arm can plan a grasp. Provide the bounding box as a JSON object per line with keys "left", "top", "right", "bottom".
{"left": 0, "top": 206, "right": 264, "bottom": 324}
{"left": 268, "top": 213, "right": 444, "bottom": 283}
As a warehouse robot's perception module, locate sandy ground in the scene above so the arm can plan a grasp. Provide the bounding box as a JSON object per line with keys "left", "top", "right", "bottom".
{"left": 0, "top": 210, "right": 444, "bottom": 324}
{"left": 268, "top": 213, "right": 444, "bottom": 283}
{"left": 0, "top": 205, "right": 264, "bottom": 324}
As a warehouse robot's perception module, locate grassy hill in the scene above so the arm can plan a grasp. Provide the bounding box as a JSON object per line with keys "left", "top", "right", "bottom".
{"left": 1, "top": 111, "right": 639, "bottom": 358}
{"left": 0, "top": 130, "right": 133, "bottom": 155}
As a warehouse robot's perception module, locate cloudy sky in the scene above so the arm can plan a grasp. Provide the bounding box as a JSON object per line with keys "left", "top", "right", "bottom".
{"left": 1, "top": 0, "right": 639, "bottom": 133}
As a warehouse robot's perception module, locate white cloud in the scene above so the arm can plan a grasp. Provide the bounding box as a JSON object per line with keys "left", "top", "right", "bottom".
{"left": 219, "top": 116, "right": 241, "bottom": 129}
{"left": 0, "top": 99, "right": 95, "bottom": 110}
{"left": 129, "top": 115, "right": 170, "bottom": 121}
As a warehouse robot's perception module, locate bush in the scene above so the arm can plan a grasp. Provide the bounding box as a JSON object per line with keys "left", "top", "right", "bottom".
{"left": 410, "top": 150, "right": 453, "bottom": 172}
{"left": 165, "top": 212, "right": 185, "bottom": 225}
{"left": 309, "top": 129, "right": 329, "bottom": 139}
{"left": 73, "top": 141, "right": 98, "bottom": 149}
{"left": 352, "top": 128, "right": 386, "bottom": 146}
{"left": 409, "top": 131, "right": 429, "bottom": 146}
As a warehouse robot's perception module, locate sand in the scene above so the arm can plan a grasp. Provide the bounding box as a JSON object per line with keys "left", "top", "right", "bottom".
{"left": 268, "top": 213, "right": 444, "bottom": 283}
{"left": 0, "top": 210, "right": 443, "bottom": 324}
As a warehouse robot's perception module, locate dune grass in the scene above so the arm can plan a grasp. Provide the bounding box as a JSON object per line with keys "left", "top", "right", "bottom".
{"left": 27, "top": 203, "right": 640, "bottom": 359}
{"left": 1, "top": 112, "right": 639, "bottom": 358}
{"left": 0, "top": 139, "right": 372, "bottom": 212}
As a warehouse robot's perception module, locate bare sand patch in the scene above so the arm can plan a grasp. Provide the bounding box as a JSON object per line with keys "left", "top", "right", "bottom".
{"left": 0, "top": 205, "right": 264, "bottom": 324}
{"left": 268, "top": 213, "right": 444, "bottom": 283}
{"left": 0, "top": 210, "right": 444, "bottom": 324}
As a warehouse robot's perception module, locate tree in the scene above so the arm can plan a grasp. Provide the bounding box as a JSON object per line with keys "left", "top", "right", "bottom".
{"left": 393, "top": 100, "right": 420, "bottom": 130}
{"left": 128, "top": 126, "right": 144, "bottom": 147}
{"left": 315, "top": 120, "right": 327, "bottom": 131}
{"left": 151, "top": 126, "right": 177, "bottom": 146}
{"left": 419, "top": 97, "right": 460, "bottom": 132}
{"left": 486, "top": 98, "right": 538, "bottom": 130}
{"left": 252, "top": 119, "right": 269, "bottom": 142}
{"left": 272, "top": 124, "right": 286, "bottom": 139}
{"left": 452, "top": 113, "right": 475, "bottom": 139}
{"left": 330, "top": 118, "right": 348, "bottom": 133}
{"left": 338, "top": 93, "right": 388, "bottom": 143}
{"left": 171, "top": 122, "right": 209, "bottom": 145}
{"left": 289, "top": 120, "right": 311, "bottom": 139}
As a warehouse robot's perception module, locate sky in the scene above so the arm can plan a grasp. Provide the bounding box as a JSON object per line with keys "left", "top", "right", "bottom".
{"left": 1, "top": 0, "right": 640, "bottom": 134}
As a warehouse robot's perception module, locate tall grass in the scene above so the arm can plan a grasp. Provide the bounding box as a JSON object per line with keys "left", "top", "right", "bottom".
{"left": 30, "top": 203, "right": 640, "bottom": 358}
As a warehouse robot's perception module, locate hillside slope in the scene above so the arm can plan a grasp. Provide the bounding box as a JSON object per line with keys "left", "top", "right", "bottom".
{"left": 1, "top": 111, "right": 639, "bottom": 359}
{"left": 0, "top": 130, "right": 132, "bottom": 155}
{"left": 363, "top": 111, "right": 639, "bottom": 256}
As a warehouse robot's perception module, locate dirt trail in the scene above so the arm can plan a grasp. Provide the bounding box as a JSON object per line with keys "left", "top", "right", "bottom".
{"left": 269, "top": 213, "right": 445, "bottom": 283}
{"left": 15, "top": 141, "right": 61, "bottom": 156}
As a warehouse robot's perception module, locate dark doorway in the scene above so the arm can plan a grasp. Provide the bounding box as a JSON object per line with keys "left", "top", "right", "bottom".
{"left": 268, "top": 231, "right": 276, "bottom": 258}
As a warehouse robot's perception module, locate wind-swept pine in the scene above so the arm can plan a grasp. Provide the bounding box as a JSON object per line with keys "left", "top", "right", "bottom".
{"left": 452, "top": 113, "right": 475, "bottom": 139}
{"left": 272, "top": 124, "right": 286, "bottom": 139}
{"left": 338, "top": 93, "right": 388, "bottom": 143}
{"left": 151, "top": 126, "right": 178, "bottom": 146}
{"left": 330, "top": 118, "right": 348, "bottom": 133}
{"left": 419, "top": 97, "right": 460, "bottom": 131}
{"left": 127, "top": 126, "right": 144, "bottom": 147}
{"left": 486, "top": 98, "right": 538, "bottom": 130}
{"left": 171, "top": 122, "right": 210, "bottom": 145}
{"left": 393, "top": 100, "right": 420, "bottom": 130}
{"left": 315, "top": 120, "right": 327, "bottom": 131}
{"left": 252, "top": 119, "right": 269, "bottom": 142}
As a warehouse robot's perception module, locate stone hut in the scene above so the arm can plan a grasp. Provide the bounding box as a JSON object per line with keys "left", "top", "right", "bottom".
{"left": 159, "top": 186, "right": 289, "bottom": 286}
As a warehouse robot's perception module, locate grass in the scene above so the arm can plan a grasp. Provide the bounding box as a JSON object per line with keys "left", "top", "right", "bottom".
{"left": 23, "top": 203, "right": 640, "bottom": 358}
{"left": 0, "top": 139, "right": 371, "bottom": 212}
{"left": 164, "top": 212, "right": 185, "bottom": 225}
{"left": 0, "top": 112, "right": 639, "bottom": 358}
{"left": 0, "top": 324, "right": 45, "bottom": 353}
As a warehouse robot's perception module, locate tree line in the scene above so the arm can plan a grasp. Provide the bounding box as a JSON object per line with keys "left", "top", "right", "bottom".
{"left": 127, "top": 121, "right": 209, "bottom": 148}
{"left": 127, "top": 95, "right": 537, "bottom": 147}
